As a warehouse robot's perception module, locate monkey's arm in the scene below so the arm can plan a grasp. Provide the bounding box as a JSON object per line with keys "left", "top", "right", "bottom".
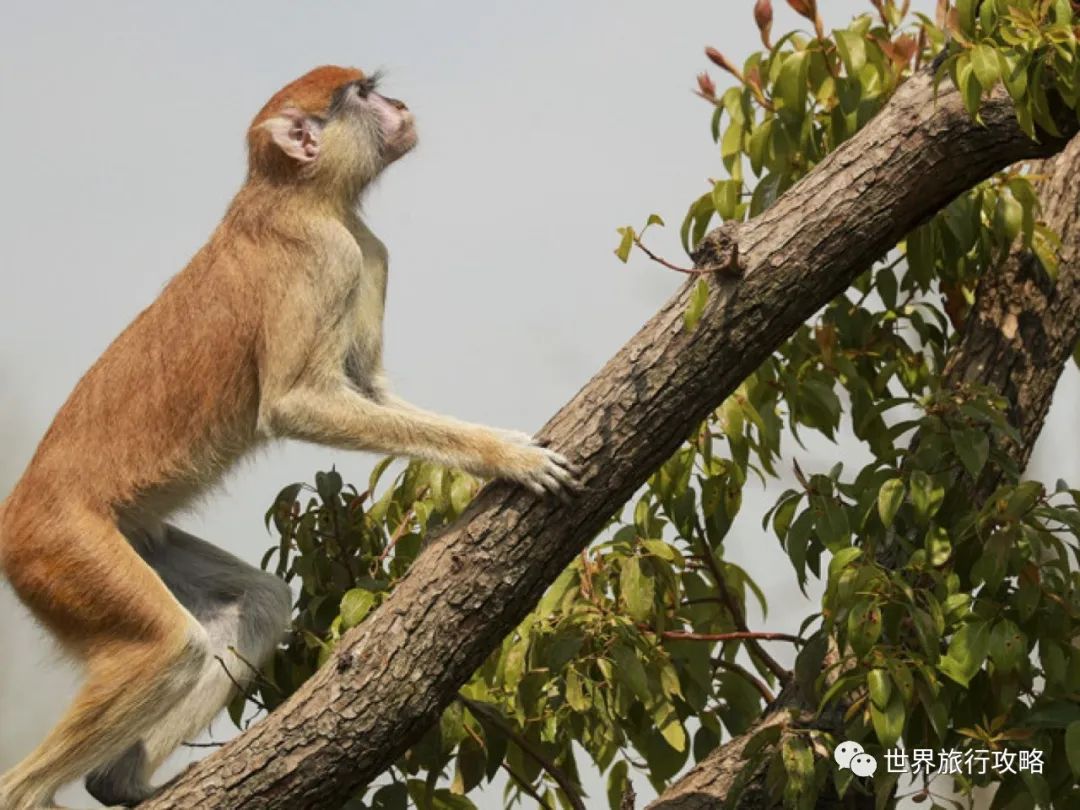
{"left": 264, "top": 383, "right": 575, "bottom": 495}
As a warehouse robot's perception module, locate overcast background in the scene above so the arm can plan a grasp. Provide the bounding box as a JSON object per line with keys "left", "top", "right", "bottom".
{"left": 2, "top": 2, "right": 1077, "bottom": 808}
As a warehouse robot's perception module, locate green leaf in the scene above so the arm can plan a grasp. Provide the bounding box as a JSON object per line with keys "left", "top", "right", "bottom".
{"left": 938, "top": 620, "right": 990, "bottom": 687}
{"left": 227, "top": 691, "right": 246, "bottom": 728}
{"left": 712, "top": 179, "right": 741, "bottom": 220}
{"left": 430, "top": 789, "right": 477, "bottom": 810}
{"left": 993, "top": 189, "right": 1024, "bottom": 244}
{"left": 367, "top": 456, "right": 395, "bottom": 495}
{"left": 834, "top": 29, "right": 867, "bottom": 75}
{"left": 868, "top": 668, "right": 892, "bottom": 710}
{"left": 660, "top": 659, "right": 683, "bottom": 700}
{"left": 785, "top": 509, "right": 814, "bottom": 592}
{"left": 339, "top": 588, "right": 376, "bottom": 629}
{"left": 1003, "top": 480, "right": 1043, "bottom": 519}
{"left": 870, "top": 689, "right": 905, "bottom": 748}
{"left": 910, "top": 470, "right": 944, "bottom": 523}
{"left": 957, "top": 61, "right": 983, "bottom": 119}
{"left": 372, "top": 782, "right": 409, "bottom": 810}
{"left": 951, "top": 428, "right": 990, "bottom": 478}
{"left": 544, "top": 629, "right": 584, "bottom": 672}
{"left": 781, "top": 735, "right": 814, "bottom": 792}
{"left": 886, "top": 658, "right": 914, "bottom": 703}
{"left": 955, "top": 0, "right": 977, "bottom": 35}
{"left": 606, "top": 760, "right": 630, "bottom": 810}
{"left": 684, "top": 279, "right": 709, "bottom": 332}
{"left": 537, "top": 566, "right": 578, "bottom": 616}
{"left": 622, "top": 556, "right": 655, "bottom": 623}
{"left": 828, "top": 546, "right": 861, "bottom": 579}
{"left": 1066, "top": 721, "right": 1080, "bottom": 778}
{"left": 611, "top": 642, "right": 650, "bottom": 701}
{"left": 814, "top": 496, "right": 850, "bottom": 551}
{"left": 315, "top": 468, "right": 343, "bottom": 501}
{"left": 449, "top": 473, "right": 474, "bottom": 515}
{"left": 877, "top": 478, "right": 905, "bottom": 528}
{"left": 564, "top": 668, "right": 590, "bottom": 713}
{"left": 847, "top": 600, "right": 882, "bottom": 657}
{"left": 721, "top": 121, "right": 743, "bottom": 163}
{"left": 970, "top": 44, "right": 1000, "bottom": 89}
{"left": 748, "top": 117, "right": 773, "bottom": 176}
{"left": 988, "top": 619, "right": 1026, "bottom": 674}
{"left": 1002, "top": 51, "right": 1029, "bottom": 100}
{"left": 615, "top": 227, "right": 635, "bottom": 262}
{"left": 455, "top": 733, "right": 486, "bottom": 794}
{"left": 799, "top": 379, "right": 841, "bottom": 437}
{"left": 926, "top": 525, "right": 952, "bottom": 567}
{"left": 656, "top": 702, "right": 687, "bottom": 752}
{"left": 265, "top": 482, "right": 303, "bottom": 531}
{"left": 776, "top": 50, "right": 810, "bottom": 113}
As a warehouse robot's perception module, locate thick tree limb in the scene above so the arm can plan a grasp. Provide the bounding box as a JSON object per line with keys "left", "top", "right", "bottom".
{"left": 648, "top": 134, "right": 1080, "bottom": 810}
{"left": 142, "top": 69, "right": 1076, "bottom": 809}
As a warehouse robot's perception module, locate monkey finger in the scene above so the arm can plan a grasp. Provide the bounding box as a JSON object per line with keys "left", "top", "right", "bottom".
{"left": 522, "top": 477, "right": 547, "bottom": 496}
{"left": 553, "top": 456, "right": 585, "bottom": 481}
{"left": 549, "top": 462, "right": 583, "bottom": 491}
{"left": 539, "top": 447, "right": 572, "bottom": 469}
{"left": 538, "top": 472, "right": 575, "bottom": 503}
{"left": 546, "top": 462, "right": 583, "bottom": 491}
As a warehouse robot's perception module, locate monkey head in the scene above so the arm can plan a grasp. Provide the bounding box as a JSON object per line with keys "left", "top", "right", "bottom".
{"left": 247, "top": 65, "right": 417, "bottom": 193}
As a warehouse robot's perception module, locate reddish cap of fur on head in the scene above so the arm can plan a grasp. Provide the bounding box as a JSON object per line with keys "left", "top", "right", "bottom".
{"left": 250, "top": 65, "right": 364, "bottom": 130}
{"left": 247, "top": 65, "right": 365, "bottom": 178}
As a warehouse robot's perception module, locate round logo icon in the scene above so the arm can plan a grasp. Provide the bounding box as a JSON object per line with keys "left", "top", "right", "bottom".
{"left": 834, "top": 740, "right": 878, "bottom": 778}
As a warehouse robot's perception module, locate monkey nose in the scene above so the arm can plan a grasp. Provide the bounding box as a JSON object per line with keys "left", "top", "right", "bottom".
{"left": 386, "top": 97, "right": 408, "bottom": 111}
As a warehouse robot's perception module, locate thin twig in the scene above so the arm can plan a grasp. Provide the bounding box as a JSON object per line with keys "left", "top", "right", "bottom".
{"left": 633, "top": 236, "right": 708, "bottom": 275}
{"left": 660, "top": 630, "right": 801, "bottom": 644}
{"left": 690, "top": 514, "right": 791, "bottom": 682}
{"left": 501, "top": 761, "right": 553, "bottom": 809}
{"left": 214, "top": 654, "right": 268, "bottom": 712}
{"left": 712, "top": 657, "right": 776, "bottom": 703}
{"left": 378, "top": 486, "right": 429, "bottom": 563}
{"left": 459, "top": 695, "right": 586, "bottom": 810}
{"left": 462, "top": 722, "right": 554, "bottom": 810}
{"left": 227, "top": 646, "right": 284, "bottom": 696}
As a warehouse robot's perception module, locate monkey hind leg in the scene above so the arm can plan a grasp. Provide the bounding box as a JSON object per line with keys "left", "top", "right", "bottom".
{"left": 85, "top": 524, "right": 292, "bottom": 804}
{"left": 0, "top": 631, "right": 207, "bottom": 810}
{"left": 0, "top": 507, "right": 209, "bottom": 810}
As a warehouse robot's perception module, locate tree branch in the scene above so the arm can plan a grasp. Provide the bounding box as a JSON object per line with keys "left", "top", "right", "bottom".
{"left": 648, "top": 133, "right": 1080, "bottom": 810}
{"left": 140, "top": 69, "right": 1076, "bottom": 810}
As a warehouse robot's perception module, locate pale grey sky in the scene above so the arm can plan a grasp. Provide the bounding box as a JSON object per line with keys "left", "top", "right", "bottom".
{"left": 2, "top": 2, "right": 1075, "bottom": 808}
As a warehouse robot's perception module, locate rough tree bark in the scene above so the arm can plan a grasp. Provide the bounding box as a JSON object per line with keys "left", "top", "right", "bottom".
{"left": 648, "top": 134, "right": 1080, "bottom": 810}
{"left": 141, "top": 69, "right": 1077, "bottom": 809}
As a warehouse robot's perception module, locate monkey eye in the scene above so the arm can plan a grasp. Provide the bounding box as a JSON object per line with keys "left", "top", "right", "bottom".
{"left": 355, "top": 82, "right": 369, "bottom": 99}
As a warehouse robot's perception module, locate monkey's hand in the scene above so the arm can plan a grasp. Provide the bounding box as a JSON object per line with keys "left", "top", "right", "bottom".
{"left": 491, "top": 430, "right": 581, "bottom": 498}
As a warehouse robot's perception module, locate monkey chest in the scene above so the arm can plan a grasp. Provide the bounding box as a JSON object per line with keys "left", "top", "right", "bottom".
{"left": 313, "top": 218, "right": 389, "bottom": 368}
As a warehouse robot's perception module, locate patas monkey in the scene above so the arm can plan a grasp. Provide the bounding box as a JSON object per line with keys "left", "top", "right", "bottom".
{"left": 0, "top": 65, "right": 577, "bottom": 810}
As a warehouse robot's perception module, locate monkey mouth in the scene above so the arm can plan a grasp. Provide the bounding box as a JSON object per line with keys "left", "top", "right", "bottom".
{"left": 386, "top": 121, "right": 418, "bottom": 157}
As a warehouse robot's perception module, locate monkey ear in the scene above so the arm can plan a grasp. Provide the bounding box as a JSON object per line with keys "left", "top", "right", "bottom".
{"left": 261, "top": 108, "right": 322, "bottom": 164}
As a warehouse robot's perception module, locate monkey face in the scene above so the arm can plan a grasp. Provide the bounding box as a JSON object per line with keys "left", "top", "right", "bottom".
{"left": 247, "top": 66, "right": 416, "bottom": 190}
{"left": 335, "top": 75, "right": 418, "bottom": 164}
